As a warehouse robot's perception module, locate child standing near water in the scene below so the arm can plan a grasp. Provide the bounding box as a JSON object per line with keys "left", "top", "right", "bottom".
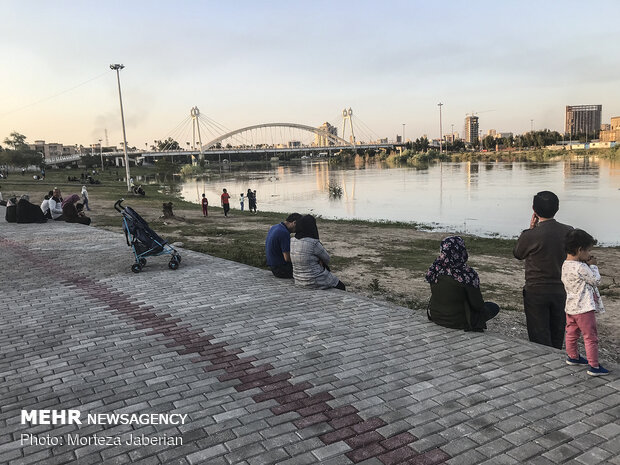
{"left": 561, "top": 229, "right": 609, "bottom": 376}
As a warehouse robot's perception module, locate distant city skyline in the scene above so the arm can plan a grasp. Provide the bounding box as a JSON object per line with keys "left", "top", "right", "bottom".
{"left": 1, "top": 0, "right": 619, "bottom": 147}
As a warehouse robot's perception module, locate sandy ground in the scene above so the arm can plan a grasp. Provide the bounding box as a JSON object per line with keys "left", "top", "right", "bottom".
{"left": 87, "top": 203, "right": 620, "bottom": 365}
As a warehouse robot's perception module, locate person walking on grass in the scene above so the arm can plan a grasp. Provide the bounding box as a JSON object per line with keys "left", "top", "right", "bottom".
{"left": 221, "top": 188, "right": 230, "bottom": 217}
{"left": 514, "top": 191, "right": 573, "bottom": 349}
{"left": 81, "top": 185, "right": 91, "bottom": 211}
{"left": 562, "top": 229, "right": 609, "bottom": 376}
{"left": 201, "top": 193, "right": 208, "bottom": 217}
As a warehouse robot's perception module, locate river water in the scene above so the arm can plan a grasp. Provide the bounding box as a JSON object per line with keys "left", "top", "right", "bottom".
{"left": 176, "top": 157, "right": 620, "bottom": 245}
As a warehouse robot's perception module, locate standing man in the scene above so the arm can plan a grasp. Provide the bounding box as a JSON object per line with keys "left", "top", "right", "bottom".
{"left": 265, "top": 213, "right": 302, "bottom": 278}
{"left": 514, "top": 191, "right": 573, "bottom": 349}
{"left": 201, "top": 193, "right": 208, "bottom": 217}
{"left": 221, "top": 188, "right": 230, "bottom": 217}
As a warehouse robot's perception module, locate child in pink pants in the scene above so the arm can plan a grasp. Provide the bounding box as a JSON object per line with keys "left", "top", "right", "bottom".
{"left": 561, "top": 229, "right": 608, "bottom": 376}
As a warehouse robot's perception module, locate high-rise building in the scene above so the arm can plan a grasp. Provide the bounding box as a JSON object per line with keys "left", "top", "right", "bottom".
{"left": 315, "top": 122, "right": 337, "bottom": 146}
{"left": 565, "top": 105, "right": 602, "bottom": 136}
{"left": 465, "top": 116, "right": 479, "bottom": 144}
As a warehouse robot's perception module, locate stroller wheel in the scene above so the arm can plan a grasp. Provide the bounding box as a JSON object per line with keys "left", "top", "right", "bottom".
{"left": 131, "top": 263, "right": 142, "bottom": 273}
{"left": 168, "top": 260, "right": 179, "bottom": 270}
{"left": 139, "top": 258, "right": 147, "bottom": 266}
{"left": 174, "top": 254, "right": 182, "bottom": 264}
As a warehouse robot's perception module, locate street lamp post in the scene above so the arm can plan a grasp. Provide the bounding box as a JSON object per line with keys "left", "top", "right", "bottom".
{"left": 110, "top": 64, "right": 131, "bottom": 192}
{"left": 438, "top": 103, "right": 444, "bottom": 154}
{"left": 99, "top": 139, "right": 103, "bottom": 171}
{"left": 402, "top": 123, "right": 405, "bottom": 146}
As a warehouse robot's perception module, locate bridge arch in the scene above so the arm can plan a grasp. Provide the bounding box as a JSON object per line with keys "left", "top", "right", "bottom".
{"left": 202, "top": 123, "right": 354, "bottom": 150}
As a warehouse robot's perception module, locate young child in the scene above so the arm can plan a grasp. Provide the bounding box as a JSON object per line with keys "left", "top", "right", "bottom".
{"left": 561, "top": 229, "right": 608, "bottom": 376}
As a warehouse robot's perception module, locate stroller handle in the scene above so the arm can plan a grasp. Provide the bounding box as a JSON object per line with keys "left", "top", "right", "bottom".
{"left": 114, "top": 198, "right": 125, "bottom": 212}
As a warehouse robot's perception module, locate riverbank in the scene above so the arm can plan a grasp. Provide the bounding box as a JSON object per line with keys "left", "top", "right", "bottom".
{"left": 2, "top": 167, "right": 619, "bottom": 364}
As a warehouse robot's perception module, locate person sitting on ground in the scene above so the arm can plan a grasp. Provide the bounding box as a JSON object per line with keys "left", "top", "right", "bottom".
{"left": 425, "top": 236, "right": 499, "bottom": 332}
{"left": 5, "top": 197, "right": 17, "bottom": 223}
{"left": 61, "top": 194, "right": 91, "bottom": 225}
{"left": 16, "top": 194, "right": 47, "bottom": 223}
{"left": 290, "top": 214, "right": 346, "bottom": 290}
{"left": 265, "top": 213, "right": 302, "bottom": 279}
{"left": 48, "top": 188, "right": 64, "bottom": 220}
{"left": 40, "top": 190, "right": 53, "bottom": 219}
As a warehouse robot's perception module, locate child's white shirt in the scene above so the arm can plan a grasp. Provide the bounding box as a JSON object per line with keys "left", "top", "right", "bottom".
{"left": 561, "top": 261, "right": 605, "bottom": 315}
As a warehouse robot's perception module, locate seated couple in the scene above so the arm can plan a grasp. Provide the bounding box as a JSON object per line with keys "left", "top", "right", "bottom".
{"left": 265, "top": 213, "right": 345, "bottom": 291}
{"left": 426, "top": 236, "right": 499, "bottom": 332}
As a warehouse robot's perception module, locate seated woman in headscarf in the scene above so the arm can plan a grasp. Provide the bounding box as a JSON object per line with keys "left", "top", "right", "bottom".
{"left": 62, "top": 194, "right": 92, "bottom": 226}
{"left": 16, "top": 195, "right": 47, "bottom": 223}
{"left": 290, "top": 214, "right": 345, "bottom": 290}
{"left": 425, "top": 236, "right": 499, "bottom": 331}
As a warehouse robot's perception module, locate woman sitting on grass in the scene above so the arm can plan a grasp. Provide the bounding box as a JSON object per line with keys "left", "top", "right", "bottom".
{"left": 61, "top": 194, "right": 91, "bottom": 226}
{"left": 425, "top": 236, "right": 499, "bottom": 331}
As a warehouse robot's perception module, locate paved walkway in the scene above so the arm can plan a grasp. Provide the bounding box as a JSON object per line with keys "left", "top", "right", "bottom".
{"left": 1, "top": 213, "right": 619, "bottom": 465}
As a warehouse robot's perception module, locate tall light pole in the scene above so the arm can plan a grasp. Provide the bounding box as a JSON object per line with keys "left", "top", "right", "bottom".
{"left": 402, "top": 123, "right": 406, "bottom": 146}
{"left": 110, "top": 64, "right": 131, "bottom": 192}
{"left": 438, "top": 103, "right": 444, "bottom": 154}
{"left": 99, "top": 139, "right": 103, "bottom": 171}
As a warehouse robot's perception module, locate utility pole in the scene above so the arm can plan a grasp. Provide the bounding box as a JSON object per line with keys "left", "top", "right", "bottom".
{"left": 438, "top": 103, "right": 444, "bottom": 153}
{"left": 110, "top": 64, "right": 131, "bottom": 192}
{"left": 99, "top": 139, "right": 103, "bottom": 171}
{"left": 402, "top": 123, "right": 405, "bottom": 146}
{"left": 530, "top": 119, "right": 534, "bottom": 133}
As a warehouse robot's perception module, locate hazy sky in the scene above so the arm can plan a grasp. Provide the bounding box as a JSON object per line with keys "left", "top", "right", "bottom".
{"left": 1, "top": 0, "right": 619, "bottom": 147}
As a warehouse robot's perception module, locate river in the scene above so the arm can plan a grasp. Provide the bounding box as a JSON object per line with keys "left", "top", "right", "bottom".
{"left": 173, "top": 157, "right": 620, "bottom": 245}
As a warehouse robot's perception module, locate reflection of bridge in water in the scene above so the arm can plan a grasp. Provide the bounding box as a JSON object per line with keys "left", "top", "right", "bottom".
{"left": 47, "top": 108, "right": 402, "bottom": 166}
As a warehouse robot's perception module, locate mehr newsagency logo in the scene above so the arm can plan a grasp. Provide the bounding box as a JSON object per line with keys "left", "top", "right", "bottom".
{"left": 20, "top": 409, "right": 186, "bottom": 446}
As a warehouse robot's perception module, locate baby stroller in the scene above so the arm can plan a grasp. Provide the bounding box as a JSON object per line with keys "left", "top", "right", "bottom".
{"left": 114, "top": 199, "right": 181, "bottom": 273}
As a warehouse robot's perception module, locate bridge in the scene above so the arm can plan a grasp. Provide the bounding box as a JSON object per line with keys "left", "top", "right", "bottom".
{"left": 45, "top": 109, "right": 401, "bottom": 166}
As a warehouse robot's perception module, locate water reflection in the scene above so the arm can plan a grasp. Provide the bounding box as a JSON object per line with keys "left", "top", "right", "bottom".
{"left": 177, "top": 157, "right": 620, "bottom": 244}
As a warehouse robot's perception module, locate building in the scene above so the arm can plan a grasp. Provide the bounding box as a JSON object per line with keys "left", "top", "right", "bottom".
{"left": 465, "top": 116, "right": 479, "bottom": 144}
{"left": 601, "top": 123, "right": 611, "bottom": 131}
{"left": 28, "top": 140, "right": 78, "bottom": 160}
{"left": 600, "top": 116, "right": 620, "bottom": 142}
{"left": 565, "top": 105, "right": 602, "bottom": 136}
{"left": 315, "top": 122, "right": 337, "bottom": 146}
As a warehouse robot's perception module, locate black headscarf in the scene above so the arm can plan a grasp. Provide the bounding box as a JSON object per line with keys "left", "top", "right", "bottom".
{"left": 294, "top": 215, "right": 320, "bottom": 240}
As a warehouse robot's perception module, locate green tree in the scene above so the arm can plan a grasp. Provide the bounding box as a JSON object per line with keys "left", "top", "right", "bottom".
{"left": 3, "top": 131, "right": 28, "bottom": 150}
{"left": 153, "top": 137, "right": 181, "bottom": 151}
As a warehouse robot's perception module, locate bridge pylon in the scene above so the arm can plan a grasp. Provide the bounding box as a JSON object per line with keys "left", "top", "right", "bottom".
{"left": 342, "top": 108, "right": 356, "bottom": 147}
{"left": 190, "top": 106, "right": 204, "bottom": 164}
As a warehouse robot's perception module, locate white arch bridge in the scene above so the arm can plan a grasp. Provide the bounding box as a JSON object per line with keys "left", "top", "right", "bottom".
{"left": 46, "top": 122, "right": 399, "bottom": 165}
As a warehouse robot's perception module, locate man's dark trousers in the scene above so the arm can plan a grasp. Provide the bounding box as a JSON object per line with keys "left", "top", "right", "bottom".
{"left": 523, "top": 289, "right": 566, "bottom": 349}
{"left": 270, "top": 262, "right": 293, "bottom": 279}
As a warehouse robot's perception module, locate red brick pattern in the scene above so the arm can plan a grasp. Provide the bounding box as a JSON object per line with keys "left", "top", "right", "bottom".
{"left": 1, "top": 237, "right": 450, "bottom": 465}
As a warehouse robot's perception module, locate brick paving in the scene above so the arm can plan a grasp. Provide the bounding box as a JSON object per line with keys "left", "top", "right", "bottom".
{"left": 1, "top": 214, "right": 619, "bottom": 465}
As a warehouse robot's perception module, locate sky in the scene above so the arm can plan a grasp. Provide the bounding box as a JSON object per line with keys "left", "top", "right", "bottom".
{"left": 1, "top": 0, "right": 619, "bottom": 148}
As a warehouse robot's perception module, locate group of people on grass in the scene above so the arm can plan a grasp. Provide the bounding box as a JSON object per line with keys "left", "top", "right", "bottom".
{"left": 266, "top": 191, "right": 608, "bottom": 376}
{"left": 3, "top": 186, "right": 91, "bottom": 226}
{"left": 200, "top": 188, "right": 258, "bottom": 218}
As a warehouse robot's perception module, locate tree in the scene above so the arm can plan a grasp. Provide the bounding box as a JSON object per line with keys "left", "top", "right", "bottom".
{"left": 482, "top": 135, "right": 496, "bottom": 151}
{"left": 3, "top": 131, "right": 28, "bottom": 150}
{"left": 153, "top": 137, "right": 181, "bottom": 151}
